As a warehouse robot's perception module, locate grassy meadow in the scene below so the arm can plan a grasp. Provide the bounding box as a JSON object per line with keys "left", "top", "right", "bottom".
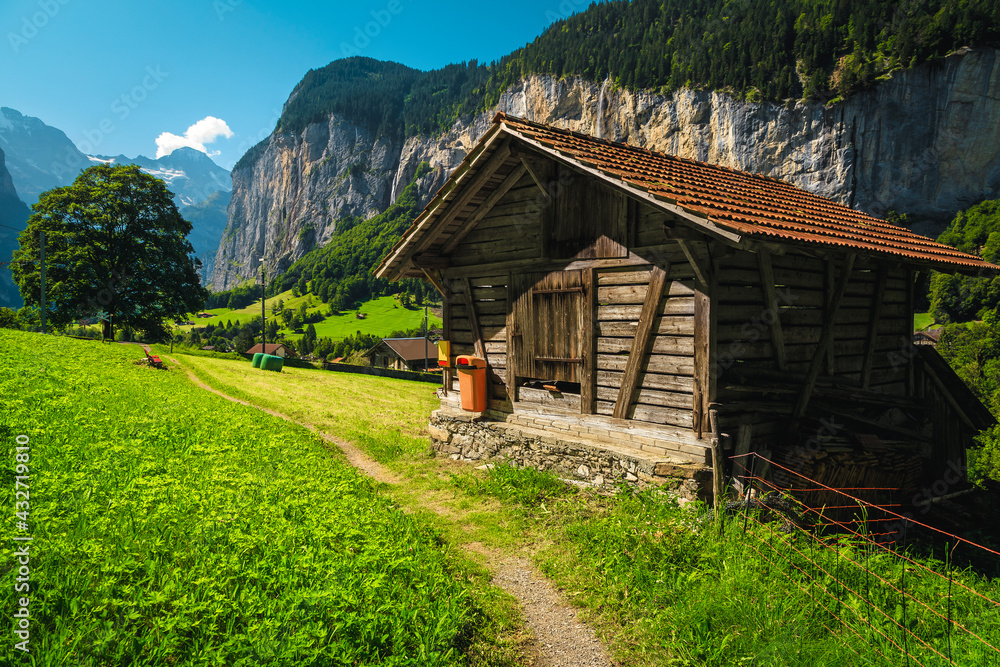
{"left": 913, "top": 311, "right": 935, "bottom": 331}
{"left": 173, "top": 291, "right": 441, "bottom": 341}
{"left": 0, "top": 331, "right": 516, "bottom": 666}
{"left": 7, "top": 334, "right": 999, "bottom": 666}
{"left": 166, "top": 348, "right": 1000, "bottom": 666}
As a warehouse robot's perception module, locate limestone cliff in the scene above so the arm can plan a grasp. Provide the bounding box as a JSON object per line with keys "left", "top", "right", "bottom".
{"left": 213, "top": 48, "right": 1000, "bottom": 291}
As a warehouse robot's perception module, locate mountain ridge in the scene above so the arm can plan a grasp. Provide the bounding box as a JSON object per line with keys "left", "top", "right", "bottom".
{"left": 0, "top": 107, "right": 232, "bottom": 209}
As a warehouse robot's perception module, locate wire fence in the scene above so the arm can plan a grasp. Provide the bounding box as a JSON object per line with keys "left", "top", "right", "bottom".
{"left": 729, "top": 451, "right": 1000, "bottom": 666}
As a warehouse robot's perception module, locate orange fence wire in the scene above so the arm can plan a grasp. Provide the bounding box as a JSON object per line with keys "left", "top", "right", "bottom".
{"left": 728, "top": 451, "right": 1000, "bottom": 665}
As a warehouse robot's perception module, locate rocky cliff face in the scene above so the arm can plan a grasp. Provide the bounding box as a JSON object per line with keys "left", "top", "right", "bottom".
{"left": 0, "top": 146, "right": 30, "bottom": 308}
{"left": 213, "top": 48, "right": 1000, "bottom": 291}
{"left": 214, "top": 118, "right": 404, "bottom": 289}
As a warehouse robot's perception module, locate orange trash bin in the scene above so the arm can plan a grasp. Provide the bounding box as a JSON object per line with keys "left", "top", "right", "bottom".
{"left": 455, "top": 354, "right": 487, "bottom": 412}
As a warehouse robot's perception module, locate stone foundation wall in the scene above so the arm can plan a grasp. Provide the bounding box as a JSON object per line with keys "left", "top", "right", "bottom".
{"left": 429, "top": 410, "right": 712, "bottom": 501}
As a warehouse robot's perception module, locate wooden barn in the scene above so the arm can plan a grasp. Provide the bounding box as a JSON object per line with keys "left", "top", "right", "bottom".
{"left": 376, "top": 113, "right": 997, "bottom": 496}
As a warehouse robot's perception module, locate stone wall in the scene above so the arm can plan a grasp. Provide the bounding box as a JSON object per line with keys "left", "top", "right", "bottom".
{"left": 428, "top": 409, "right": 713, "bottom": 501}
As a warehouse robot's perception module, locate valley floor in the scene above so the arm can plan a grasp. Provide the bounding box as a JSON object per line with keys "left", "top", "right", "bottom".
{"left": 3, "top": 331, "right": 998, "bottom": 666}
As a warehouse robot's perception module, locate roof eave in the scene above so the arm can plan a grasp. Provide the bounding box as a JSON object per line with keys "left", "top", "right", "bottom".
{"left": 374, "top": 123, "right": 508, "bottom": 281}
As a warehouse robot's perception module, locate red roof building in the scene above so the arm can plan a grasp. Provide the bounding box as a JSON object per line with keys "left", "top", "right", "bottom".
{"left": 246, "top": 343, "right": 292, "bottom": 357}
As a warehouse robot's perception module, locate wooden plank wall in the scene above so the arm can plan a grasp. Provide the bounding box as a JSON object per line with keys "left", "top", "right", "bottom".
{"left": 713, "top": 251, "right": 913, "bottom": 450}
{"left": 447, "top": 172, "right": 544, "bottom": 268}
{"left": 593, "top": 262, "right": 696, "bottom": 427}
{"left": 447, "top": 275, "right": 510, "bottom": 403}
{"left": 590, "top": 205, "right": 699, "bottom": 428}
{"left": 715, "top": 251, "right": 910, "bottom": 393}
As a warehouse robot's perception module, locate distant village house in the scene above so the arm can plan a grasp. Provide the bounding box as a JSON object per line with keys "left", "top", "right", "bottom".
{"left": 246, "top": 343, "right": 292, "bottom": 358}
{"left": 367, "top": 338, "right": 438, "bottom": 372}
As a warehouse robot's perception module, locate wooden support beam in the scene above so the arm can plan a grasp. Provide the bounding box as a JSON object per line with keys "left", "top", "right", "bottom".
{"left": 860, "top": 267, "right": 887, "bottom": 389}
{"left": 412, "top": 254, "right": 449, "bottom": 269}
{"left": 921, "top": 359, "right": 979, "bottom": 431}
{"left": 504, "top": 273, "right": 516, "bottom": 403}
{"left": 582, "top": 268, "right": 597, "bottom": 414}
{"left": 732, "top": 422, "right": 753, "bottom": 494}
{"left": 794, "top": 254, "right": 856, "bottom": 418}
{"left": 461, "top": 277, "right": 486, "bottom": 359}
{"left": 676, "top": 238, "right": 709, "bottom": 288}
{"left": 519, "top": 157, "right": 551, "bottom": 201}
{"left": 710, "top": 409, "right": 725, "bottom": 512}
{"left": 442, "top": 279, "right": 452, "bottom": 396}
{"left": 505, "top": 272, "right": 517, "bottom": 403}
{"left": 613, "top": 264, "right": 668, "bottom": 418}
{"left": 708, "top": 253, "right": 719, "bottom": 420}
{"left": 420, "top": 268, "right": 447, "bottom": 297}
{"left": 692, "top": 253, "right": 715, "bottom": 438}
{"left": 757, "top": 250, "right": 787, "bottom": 372}
{"left": 439, "top": 162, "right": 529, "bottom": 254}
{"left": 412, "top": 141, "right": 513, "bottom": 255}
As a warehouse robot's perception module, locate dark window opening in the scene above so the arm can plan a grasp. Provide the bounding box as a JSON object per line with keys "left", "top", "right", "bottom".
{"left": 520, "top": 379, "right": 581, "bottom": 395}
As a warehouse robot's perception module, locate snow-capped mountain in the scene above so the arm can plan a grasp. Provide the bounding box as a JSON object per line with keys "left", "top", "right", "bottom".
{"left": 0, "top": 107, "right": 231, "bottom": 208}
{"left": 0, "top": 107, "right": 232, "bottom": 287}
{"left": 88, "top": 147, "right": 231, "bottom": 208}
{"left": 0, "top": 107, "right": 85, "bottom": 205}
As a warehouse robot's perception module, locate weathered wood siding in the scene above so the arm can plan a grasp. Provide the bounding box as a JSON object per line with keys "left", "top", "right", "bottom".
{"left": 438, "top": 169, "right": 705, "bottom": 430}
{"left": 715, "top": 251, "right": 911, "bottom": 393}
{"left": 594, "top": 261, "right": 696, "bottom": 428}
{"left": 447, "top": 275, "right": 510, "bottom": 403}
{"left": 447, "top": 171, "right": 545, "bottom": 268}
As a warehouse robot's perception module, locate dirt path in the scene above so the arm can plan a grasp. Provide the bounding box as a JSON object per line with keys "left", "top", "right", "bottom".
{"left": 162, "top": 352, "right": 613, "bottom": 667}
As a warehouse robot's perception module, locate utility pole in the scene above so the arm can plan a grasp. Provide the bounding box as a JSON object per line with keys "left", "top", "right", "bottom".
{"left": 39, "top": 231, "right": 46, "bottom": 334}
{"left": 260, "top": 257, "right": 266, "bottom": 352}
{"left": 423, "top": 304, "right": 428, "bottom": 372}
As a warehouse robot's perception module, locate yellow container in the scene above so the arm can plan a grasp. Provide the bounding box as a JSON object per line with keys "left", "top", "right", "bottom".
{"left": 437, "top": 340, "right": 451, "bottom": 367}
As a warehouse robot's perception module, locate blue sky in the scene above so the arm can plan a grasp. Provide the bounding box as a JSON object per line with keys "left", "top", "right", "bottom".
{"left": 1, "top": 0, "right": 580, "bottom": 169}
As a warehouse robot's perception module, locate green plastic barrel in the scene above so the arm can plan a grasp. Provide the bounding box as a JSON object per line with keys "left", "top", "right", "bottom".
{"left": 261, "top": 354, "right": 284, "bottom": 372}
{"left": 251, "top": 352, "right": 264, "bottom": 368}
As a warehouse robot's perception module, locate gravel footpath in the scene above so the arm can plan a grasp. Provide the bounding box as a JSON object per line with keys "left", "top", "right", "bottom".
{"left": 493, "top": 556, "right": 613, "bottom": 666}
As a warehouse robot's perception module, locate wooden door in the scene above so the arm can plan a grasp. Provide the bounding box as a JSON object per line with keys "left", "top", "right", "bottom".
{"left": 512, "top": 270, "right": 586, "bottom": 384}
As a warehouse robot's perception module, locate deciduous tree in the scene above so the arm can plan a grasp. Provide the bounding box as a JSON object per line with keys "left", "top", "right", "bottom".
{"left": 12, "top": 164, "right": 207, "bottom": 340}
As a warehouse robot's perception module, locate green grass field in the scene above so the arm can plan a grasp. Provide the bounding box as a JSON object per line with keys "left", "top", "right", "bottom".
{"left": 175, "top": 292, "right": 441, "bottom": 341}
{"left": 10, "top": 336, "right": 999, "bottom": 666}
{"left": 913, "top": 311, "right": 935, "bottom": 331}
{"left": 0, "top": 332, "right": 501, "bottom": 666}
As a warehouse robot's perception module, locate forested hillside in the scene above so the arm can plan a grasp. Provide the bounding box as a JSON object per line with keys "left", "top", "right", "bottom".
{"left": 924, "top": 198, "right": 1000, "bottom": 482}
{"left": 271, "top": 162, "right": 435, "bottom": 309}
{"left": 276, "top": 0, "right": 1000, "bottom": 141}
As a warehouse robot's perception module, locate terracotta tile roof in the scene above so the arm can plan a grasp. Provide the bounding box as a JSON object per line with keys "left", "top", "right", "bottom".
{"left": 246, "top": 343, "right": 289, "bottom": 355}
{"left": 494, "top": 113, "right": 998, "bottom": 273}
{"left": 376, "top": 114, "right": 997, "bottom": 280}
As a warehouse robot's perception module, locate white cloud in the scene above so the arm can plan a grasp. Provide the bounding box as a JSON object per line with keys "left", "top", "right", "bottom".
{"left": 155, "top": 116, "right": 234, "bottom": 158}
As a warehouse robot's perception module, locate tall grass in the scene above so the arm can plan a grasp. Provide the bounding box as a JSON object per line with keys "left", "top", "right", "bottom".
{"left": 0, "top": 331, "right": 489, "bottom": 666}
{"left": 554, "top": 489, "right": 1000, "bottom": 665}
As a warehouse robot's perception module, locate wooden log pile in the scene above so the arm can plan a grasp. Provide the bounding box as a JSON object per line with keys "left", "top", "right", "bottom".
{"left": 773, "top": 427, "right": 928, "bottom": 528}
